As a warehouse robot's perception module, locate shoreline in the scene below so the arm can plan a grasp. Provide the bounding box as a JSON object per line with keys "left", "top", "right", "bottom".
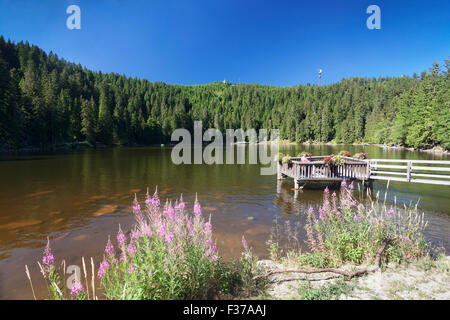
{"left": 1, "top": 141, "right": 448, "bottom": 155}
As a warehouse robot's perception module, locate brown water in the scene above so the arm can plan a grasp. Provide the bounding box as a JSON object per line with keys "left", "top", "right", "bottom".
{"left": 0, "top": 145, "right": 449, "bottom": 299}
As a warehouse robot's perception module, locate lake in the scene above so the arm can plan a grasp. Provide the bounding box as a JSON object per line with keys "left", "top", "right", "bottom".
{"left": 0, "top": 144, "right": 449, "bottom": 299}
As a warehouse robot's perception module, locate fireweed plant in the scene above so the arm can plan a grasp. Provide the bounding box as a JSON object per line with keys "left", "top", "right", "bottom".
{"left": 269, "top": 181, "right": 429, "bottom": 269}
{"left": 30, "top": 188, "right": 263, "bottom": 300}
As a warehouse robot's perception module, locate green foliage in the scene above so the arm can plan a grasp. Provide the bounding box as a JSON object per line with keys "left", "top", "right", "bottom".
{"left": 298, "top": 280, "right": 353, "bottom": 300}
{"left": 304, "top": 184, "right": 429, "bottom": 267}
{"left": 0, "top": 37, "right": 448, "bottom": 150}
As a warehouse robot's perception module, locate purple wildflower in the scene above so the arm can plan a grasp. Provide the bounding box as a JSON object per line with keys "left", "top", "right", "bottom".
{"left": 210, "top": 255, "right": 218, "bottom": 262}
{"left": 127, "top": 244, "right": 137, "bottom": 255}
{"left": 145, "top": 187, "right": 151, "bottom": 205}
{"left": 141, "top": 224, "right": 152, "bottom": 238}
{"left": 117, "top": 225, "right": 126, "bottom": 247}
{"left": 353, "top": 215, "right": 359, "bottom": 221}
{"left": 341, "top": 180, "right": 347, "bottom": 188}
{"left": 70, "top": 279, "right": 84, "bottom": 296}
{"left": 42, "top": 240, "right": 55, "bottom": 267}
{"left": 128, "top": 265, "right": 136, "bottom": 274}
{"left": 97, "top": 259, "right": 109, "bottom": 279}
{"left": 324, "top": 186, "right": 329, "bottom": 194}
{"left": 204, "top": 222, "right": 212, "bottom": 233}
{"left": 175, "top": 194, "right": 185, "bottom": 210}
{"left": 156, "top": 224, "right": 166, "bottom": 238}
{"left": 242, "top": 235, "right": 248, "bottom": 249}
{"left": 193, "top": 193, "right": 202, "bottom": 215}
{"left": 105, "top": 236, "right": 114, "bottom": 255}
{"left": 387, "top": 206, "right": 395, "bottom": 216}
{"left": 164, "top": 232, "right": 174, "bottom": 243}
{"left": 133, "top": 193, "right": 141, "bottom": 212}
{"left": 349, "top": 182, "right": 354, "bottom": 190}
{"left": 332, "top": 192, "right": 337, "bottom": 197}
{"left": 152, "top": 186, "right": 160, "bottom": 207}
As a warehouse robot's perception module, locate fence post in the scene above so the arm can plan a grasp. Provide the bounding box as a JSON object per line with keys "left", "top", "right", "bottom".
{"left": 407, "top": 160, "right": 412, "bottom": 182}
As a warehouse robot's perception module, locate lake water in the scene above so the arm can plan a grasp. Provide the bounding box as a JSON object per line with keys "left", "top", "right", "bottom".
{"left": 0, "top": 145, "right": 449, "bottom": 299}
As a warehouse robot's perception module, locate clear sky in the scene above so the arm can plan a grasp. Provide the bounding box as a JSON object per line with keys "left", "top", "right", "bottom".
{"left": 0, "top": 0, "right": 449, "bottom": 86}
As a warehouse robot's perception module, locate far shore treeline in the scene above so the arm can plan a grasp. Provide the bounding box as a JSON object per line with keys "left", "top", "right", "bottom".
{"left": 0, "top": 37, "right": 448, "bottom": 151}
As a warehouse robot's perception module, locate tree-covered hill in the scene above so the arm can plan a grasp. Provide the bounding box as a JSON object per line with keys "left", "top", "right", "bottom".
{"left": 0, "top": 36, "right": 448, "bottom": 150}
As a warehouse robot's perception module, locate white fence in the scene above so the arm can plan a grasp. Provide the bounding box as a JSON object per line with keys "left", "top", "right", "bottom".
{"left": 366, "top": 159, "right": 450, "bottom": 186}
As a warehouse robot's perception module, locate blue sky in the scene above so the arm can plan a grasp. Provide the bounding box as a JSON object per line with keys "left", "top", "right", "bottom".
{"left": 0, "top": 0, "right": 449, "bottom": 86}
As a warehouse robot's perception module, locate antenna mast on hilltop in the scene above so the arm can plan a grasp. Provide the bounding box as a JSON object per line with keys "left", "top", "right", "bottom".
{"left": 318, "top": 69, "right": 322, "bottom": 86}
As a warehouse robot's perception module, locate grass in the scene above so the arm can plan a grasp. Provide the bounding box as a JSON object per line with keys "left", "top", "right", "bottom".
{"left": 298, "top": 279, "right": 354, "bottom": 300}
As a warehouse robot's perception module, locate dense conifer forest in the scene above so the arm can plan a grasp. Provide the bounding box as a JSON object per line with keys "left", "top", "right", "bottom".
{"left": 0, "top": 37, "right": 448, "bottom": 150}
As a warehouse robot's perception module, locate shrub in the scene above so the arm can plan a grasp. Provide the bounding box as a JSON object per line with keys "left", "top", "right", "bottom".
{"left": 337, "top": 150, "right": 351, "bottom": 157}
{"left": 297, "top": 151, "right": 312, "bottom": 158}
{"left": 303, "top": 182, "right": 429, "bottom": 267}
{"left": 29, "top": 189, "right": 263, "bottom": 300}
{"left": 353, "top": 152, "right": 368, "bottom": 159}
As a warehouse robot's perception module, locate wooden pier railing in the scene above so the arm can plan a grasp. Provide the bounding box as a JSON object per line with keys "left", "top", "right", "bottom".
{"left": 278, "top": 156, "right": 450, "bottom": 188}
{"left": 367, "top": 159, "right": 450, "bottom": 186}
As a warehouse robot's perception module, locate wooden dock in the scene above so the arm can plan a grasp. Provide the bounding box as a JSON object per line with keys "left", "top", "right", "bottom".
{"left": 278, "top": 156, "right": 450, "bottom": 188}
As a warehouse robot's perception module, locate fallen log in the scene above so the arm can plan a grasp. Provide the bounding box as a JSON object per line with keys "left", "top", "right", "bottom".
{"left": 252, "top": 238, "right": 390, "bottom": 281}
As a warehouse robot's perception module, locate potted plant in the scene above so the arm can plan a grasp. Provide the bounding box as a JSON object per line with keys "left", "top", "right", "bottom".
{"left": 353, "top": 152, "right": 368, "bottom": 160}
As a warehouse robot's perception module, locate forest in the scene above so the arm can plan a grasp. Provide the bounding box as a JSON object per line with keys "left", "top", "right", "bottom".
{"left": 0, "top": 36, "right": 448, "bottom": 150}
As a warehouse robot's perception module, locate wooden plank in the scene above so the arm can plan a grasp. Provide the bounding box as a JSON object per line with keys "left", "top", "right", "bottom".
{"left": 411, "top": 179, "right": 450, "bottom": 186}
{"left": 367, "top": 159, "right": 450, "bottom": 164}
{"left": 411, "top": 173, "right": 450, "bottom": 179}
{"left": 371, "top": 170, "right": 407, "bottom": 176}
{"left": 371, "top": 164, "right": 408, "bottom": 169}
{"left": 370, "top": 176, "right": 409, "bottom": 182}
{"left": 412, "top": 166, "right": 450, "bottom": 172}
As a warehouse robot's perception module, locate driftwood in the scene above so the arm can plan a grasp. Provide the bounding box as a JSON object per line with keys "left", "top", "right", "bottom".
{"left": 252, "top": 238, "right": 390, "bottom": 281}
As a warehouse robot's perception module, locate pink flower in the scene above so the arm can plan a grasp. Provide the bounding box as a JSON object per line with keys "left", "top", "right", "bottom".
{"left": 97, "top": 259, "right": 109, "bottom": 279}
{"left": 204, "top": 222, "right": 212, "bottom": 233}
{"left": 353, "top": 215, "right": 359, "bottom": 221}
{"left": 324, "top": 186, "right": 329, "bottom": 194}
{"left": 242, "top": 235, "right": 248, "bottom": 249}
{"left": 42, "top": 240, "right": 55, "bottom": 267}
{"left": 141, "top": 224, "right": 152, "bottom": 238}
{"left": 156, "top": 224, "right": 166, "bottom": 238}
{"left": 117, "top": 226, "right": 126, "bottom": 247}
{"left": 175, "top": 194, "right": 185, "bottom": 210}
{"left": 131, "top": 230, "right": 139, "bottom": 241}
{"left": 105, "top": 236, "right": 114, "bottom": 255}
{"left": 128, "top": 265, "right": 136, "bottom": 274}
{"left": 164, "top": 202, "right": 175, "bottom": 220}
{"left": 387, "top": 206, "right": 395, "bottom": 216}
{"left": 370, "top": 217, "right": 377, "bottom": 223}
{"left": 133, "top": 193, "right": 141, "bottom": 212}
{"left": 127, "top": 244, "right": 137, "bottom": 255}
{"left": 332, "top": 192, "right": 337, "bottom": 197}
{"left": 349, "top": 183, "right": 354, "bottom": 190}
{"left": 152, "top": 187, "right": 160, "bottom": 207}
{"left": 70, "top": 279, "right": 84, "bottom": 296}
{"left": 165, "top": 232, "right": 174, "bottom": 243}
{"left": 210, "top": 255, "right": 218, "bottom": 262}
{"left": 341, "top": 180, "right": 347, "bottom": 188}
{"left": 193, "top": 193, "right": 202, "bottom": 215}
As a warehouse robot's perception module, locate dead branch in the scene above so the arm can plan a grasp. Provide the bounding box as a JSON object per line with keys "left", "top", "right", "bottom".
{"left": 252, "top": 238, "right": 390, "bottom": 281}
